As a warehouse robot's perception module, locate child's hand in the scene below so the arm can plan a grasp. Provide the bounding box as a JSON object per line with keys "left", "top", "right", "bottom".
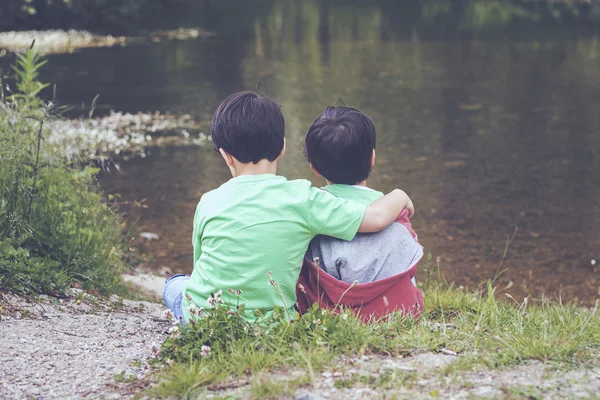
{"left": 406, "top": 197, "right": 415, "bottom": 218}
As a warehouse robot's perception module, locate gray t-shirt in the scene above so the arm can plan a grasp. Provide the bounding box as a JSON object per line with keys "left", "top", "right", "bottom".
{"left": 306, "top": 222, "right": 423, "bottom": 284}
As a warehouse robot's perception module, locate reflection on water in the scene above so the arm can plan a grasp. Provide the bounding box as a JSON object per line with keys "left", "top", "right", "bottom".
{"left": 20, "top": 0, "right": 600, "bottom": 302}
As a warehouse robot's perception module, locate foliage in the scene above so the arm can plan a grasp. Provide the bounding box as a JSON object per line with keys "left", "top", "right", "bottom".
{"left": 0, "top": 0, "right": 190, "bottom": 32}
{"left": 0, "top": 47, "right": 124, "bottom": 295}
{"left": 153, "top": 280, "right": 600, "bottom": 398}
{"left": 2, "top": 0, "right": 600, "bottom": 34}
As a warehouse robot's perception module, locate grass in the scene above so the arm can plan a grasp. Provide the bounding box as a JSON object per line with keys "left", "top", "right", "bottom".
{"left": 151, "top": 279, "right": 600, "bottom": 398}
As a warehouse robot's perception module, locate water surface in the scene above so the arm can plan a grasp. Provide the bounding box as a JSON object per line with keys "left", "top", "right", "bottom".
{"left": 9, "top": 1, "right": 600, "bottom": 302}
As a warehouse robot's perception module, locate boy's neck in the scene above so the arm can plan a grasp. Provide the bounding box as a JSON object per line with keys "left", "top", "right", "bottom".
{"left": 233, "top": 159, "right": 278, "bottom": 177}
{"left": 325, "top": 179, "right": 368, "bottom": 187}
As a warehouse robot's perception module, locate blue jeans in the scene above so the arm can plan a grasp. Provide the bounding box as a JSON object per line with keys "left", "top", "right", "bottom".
{"left": 162, "top": 274, "right": 189, "bottom": 322}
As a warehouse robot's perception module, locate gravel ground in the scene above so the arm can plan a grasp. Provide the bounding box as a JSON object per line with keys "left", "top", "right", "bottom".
{"left": 0, "top": 291, "right": 170, "bottom": 399}
{"left": 203, "top": 353, "right": 600, "bottom": 399}
{"left": 2, "top": 289, "right": 598, "bottom": 399}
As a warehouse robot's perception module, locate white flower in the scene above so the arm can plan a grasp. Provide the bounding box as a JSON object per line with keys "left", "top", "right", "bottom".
{"left": 200, "top": 345, "right": 211, "bottom": 357}
{"left": 215, "top": 290, "right": 223, "bottom": 298}
{"left": 592, "top": 259, "right": 596, "bottom": 266}
{"left": 207, "top": 297, "right": 216, "bottom": 306}
{"left": 162, "top": 309, "right": 174, "bottom": 320}
{"left": 342, "top": 313, "right": 348, "bottom": 320}
{"left": 168, "top": 325, "right": 180, "bottom": 338}
{"left": 187, "top": 304, "right": 205, "bottom": 317}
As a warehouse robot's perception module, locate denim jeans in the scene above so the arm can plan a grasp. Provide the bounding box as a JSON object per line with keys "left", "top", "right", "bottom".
{"left": 162, "top": 274, "right": 189, "bottom": 322}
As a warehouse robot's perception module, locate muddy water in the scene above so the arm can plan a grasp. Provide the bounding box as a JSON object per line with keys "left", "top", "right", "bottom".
{"left": 16, "top": 1, "right": 600, "bottom": 302}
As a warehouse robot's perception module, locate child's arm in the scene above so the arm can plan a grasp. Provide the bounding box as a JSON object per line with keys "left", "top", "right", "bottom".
{"left": 358, "top": 189, "right": 414, "bottom": 233}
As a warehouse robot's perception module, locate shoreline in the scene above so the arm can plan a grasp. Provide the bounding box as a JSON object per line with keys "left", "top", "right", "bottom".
{"left": 0, "top": 28, "right": 214, "bottom": 55}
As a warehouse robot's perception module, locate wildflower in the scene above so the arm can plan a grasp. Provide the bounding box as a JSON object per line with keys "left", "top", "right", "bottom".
{"left": 200, "top": 345, "right": 211, "bottom": 357}
{"left": 208, "top": 296, "right": 216, "bottom": 306}
{"left": 187, "top": 304, "right": 205, "bottom": 317}
{"left": 168, "top": 325, "right": 180, "bottom": 339}
{"left": 215, "top": 290, "right": 223, "bottom": 298}
{"left": 592, "top": 259, "right": 597, "bottom": 266}
{"left": 162, "top": 309, "right": 175, "bottom": 321}
{"left": 342, "top": 313, "right": 349, "bottom": 320}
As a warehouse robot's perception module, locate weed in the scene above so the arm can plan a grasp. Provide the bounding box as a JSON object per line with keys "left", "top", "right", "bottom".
{"left": 114, "top": 370, "right": 137, "bottom": 384}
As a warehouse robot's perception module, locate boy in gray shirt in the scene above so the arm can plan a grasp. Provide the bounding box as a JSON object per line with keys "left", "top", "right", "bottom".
{"left": 304, "top": 106, "right": 422, "bottom": 285}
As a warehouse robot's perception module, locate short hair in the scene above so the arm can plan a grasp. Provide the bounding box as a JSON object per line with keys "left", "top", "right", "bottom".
{"left": 304, "top": 106, "right": 376, "bottom": 184}
{"left": 210, "top": 91, "right": 285, "bottom": 164}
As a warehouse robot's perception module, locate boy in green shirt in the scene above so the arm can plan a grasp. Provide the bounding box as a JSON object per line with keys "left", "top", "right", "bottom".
{"left": 162, "top": 91, "right": 414, "bottom": 322}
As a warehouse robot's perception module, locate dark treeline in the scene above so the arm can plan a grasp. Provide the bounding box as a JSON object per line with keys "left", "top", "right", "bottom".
{"left": 2, "top": 0, "right": 600, "bottom": 36}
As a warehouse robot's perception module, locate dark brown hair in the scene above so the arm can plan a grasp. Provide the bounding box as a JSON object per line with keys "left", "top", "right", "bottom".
{"left": 211, "top": 91, "right": 285, "bottom": 163}
{"left": 305, "top": 106, "right": 376, "bottom": 184}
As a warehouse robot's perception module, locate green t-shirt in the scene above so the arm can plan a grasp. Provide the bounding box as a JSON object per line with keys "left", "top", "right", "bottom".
{"left": 182, "top": 174, "right": 366, "bottom": 321}
{"left": 322, "top": 184, "right": 384, "bottom": 205}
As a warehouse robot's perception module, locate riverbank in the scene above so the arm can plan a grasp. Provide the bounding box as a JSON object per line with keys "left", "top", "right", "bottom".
{"left": 0, "top": 28, "right": 214, "bottom": 54}
{"left": 1, "top": 282, "right": 599, "bottom": 399}
{"left": 0, "top": 290, "right": 170, "bottom": 399}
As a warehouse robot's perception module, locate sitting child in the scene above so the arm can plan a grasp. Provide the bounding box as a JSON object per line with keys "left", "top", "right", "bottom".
{"left": 162, "top": 92, "right": 415, "bottom": 322}
{"left": 296, "top": 106, "right": 424, "bottom": 320}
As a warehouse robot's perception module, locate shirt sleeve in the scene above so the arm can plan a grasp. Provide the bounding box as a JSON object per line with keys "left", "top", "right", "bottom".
{"left": 191, "top": 203, "right": 205, "bottom": 265}
{"left": 308, "top": 187, "right": 366, "bottom": 241}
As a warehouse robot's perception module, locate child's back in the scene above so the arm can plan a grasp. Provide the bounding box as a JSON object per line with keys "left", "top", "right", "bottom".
{"left": 306, "top": 184, "right": 422, "bottom": 284}
{"left": 186, "top": 175, "right": 365, "bottom": 320}
{"left": 302, "top": 106, "right": 422, "bottom": 300}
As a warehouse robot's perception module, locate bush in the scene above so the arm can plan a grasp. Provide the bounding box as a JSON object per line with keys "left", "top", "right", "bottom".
{"left": 0, "top": 47, "right": 124, "bottom": 295}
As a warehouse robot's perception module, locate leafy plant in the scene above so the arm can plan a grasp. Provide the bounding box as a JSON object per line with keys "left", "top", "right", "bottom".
{"left": 0, "top": 47, "right": 124, "bottom": 295}
{"left": 11, "top": 42, "right": 49, "bottom": 110}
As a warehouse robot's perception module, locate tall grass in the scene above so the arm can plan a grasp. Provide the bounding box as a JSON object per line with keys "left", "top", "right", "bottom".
{"left": 0, "top": 46, "right": 124, "bottom": 295}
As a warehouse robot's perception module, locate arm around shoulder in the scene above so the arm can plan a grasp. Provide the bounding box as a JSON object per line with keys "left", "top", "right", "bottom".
{"left": 358, "top": 189, "right": 414, "bottom": 233}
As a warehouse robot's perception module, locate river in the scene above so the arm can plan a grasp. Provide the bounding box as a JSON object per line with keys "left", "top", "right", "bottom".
{"left": 9, "top": 0, "right": 600, "bottom": 302}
